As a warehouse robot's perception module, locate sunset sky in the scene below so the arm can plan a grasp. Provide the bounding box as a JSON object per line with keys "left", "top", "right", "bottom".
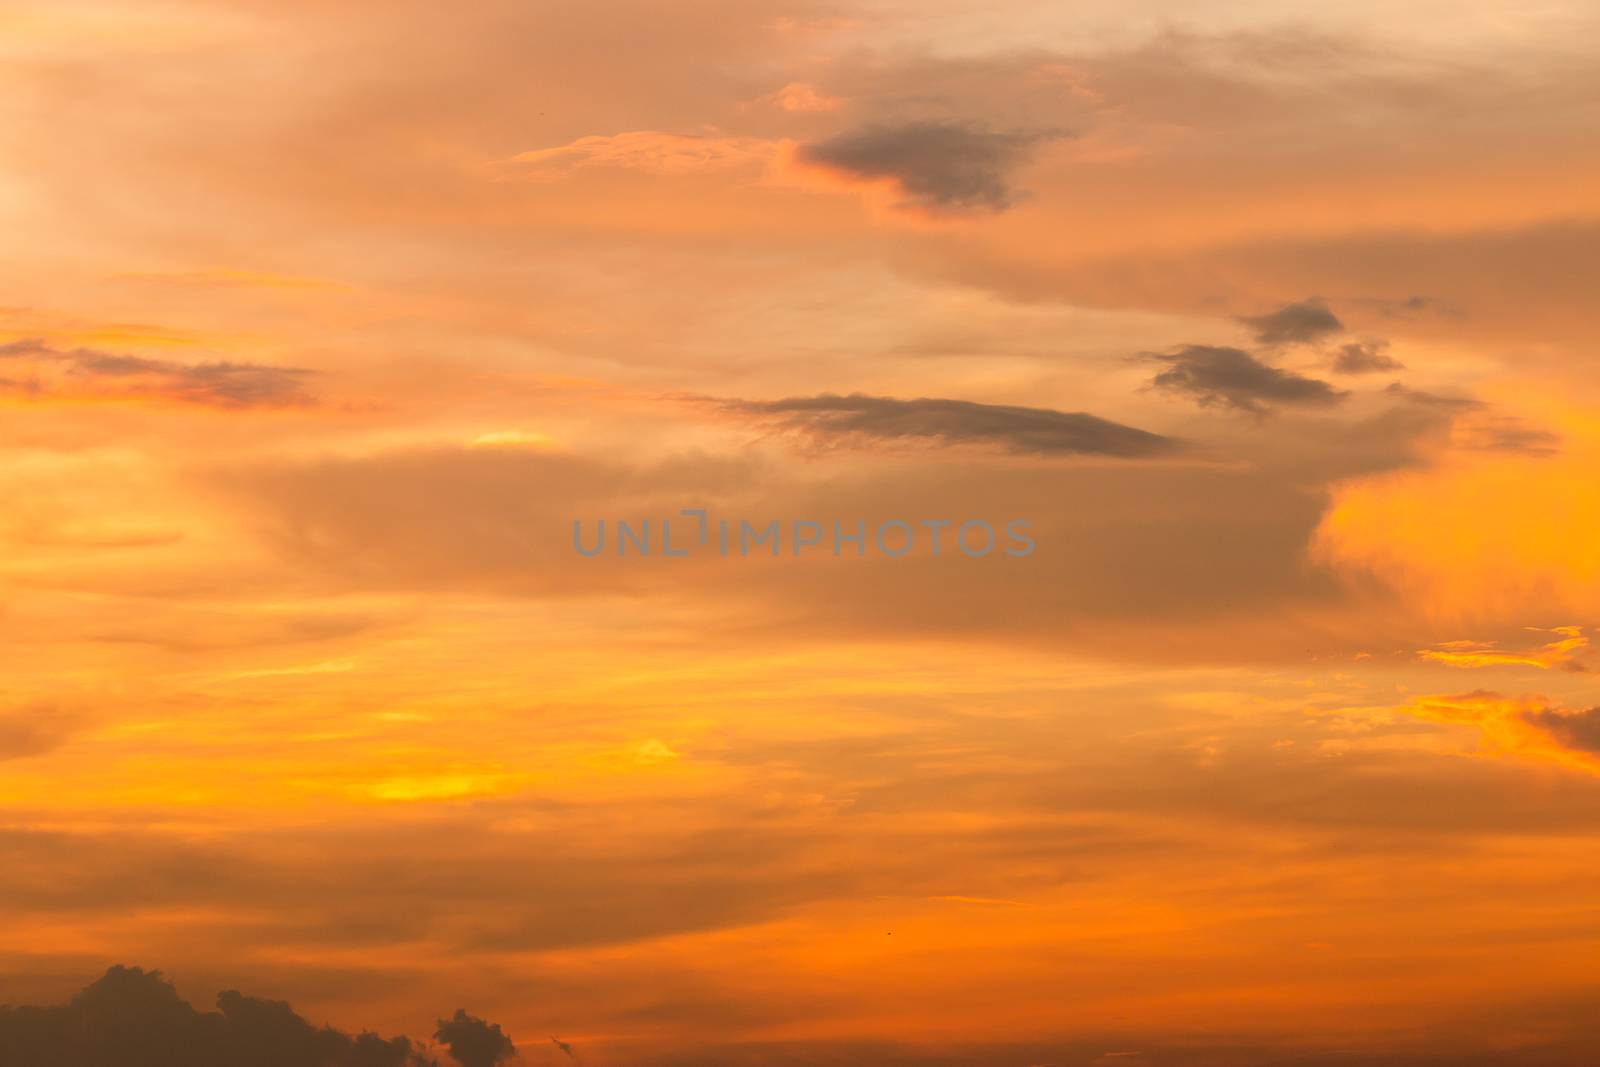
{"left": 4, "top": 1, "right": 1600, "bottom": 1064}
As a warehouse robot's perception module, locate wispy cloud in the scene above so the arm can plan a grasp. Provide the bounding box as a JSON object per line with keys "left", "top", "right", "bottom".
{"left": 716, "top": 392, "right": 1179, "bottom": 457}
{"left": 1418, "top": 627, "right": 1588, "bottom": 671}
{"left": 0, "top": 338, "right": 315, "bottom": 408}
{"left": 508, "top": 131, "right": 775, "bottom": 177}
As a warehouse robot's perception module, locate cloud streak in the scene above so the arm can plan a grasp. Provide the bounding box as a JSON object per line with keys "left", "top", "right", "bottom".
{"left": 509, "top": 131, "right": 774, "bottom": 176}
{"left": 716, "top": 392, "right": 1179, "bottom": 457}
{"left": 1418, "top": 627, "right": 1589, "bottom": 671}
{"left": 0, "top": 339, "right": 315, "bottom": 409}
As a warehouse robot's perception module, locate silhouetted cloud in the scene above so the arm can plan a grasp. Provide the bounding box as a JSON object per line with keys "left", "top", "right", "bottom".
{"left": 1145, "top": 345, "right": 1346, "bottom": 413}
{"left": 1332, "top": 340, "right": 1404, "bottom": 374}
{"left": 0, "top": 338, "right": 315, "bottom": 408}
{"left": 718, "top": 393, "right": 1179, "bottom": 457}
{"left": 1239, "top": 298, "right": 1343, "bottom": 345}
{"left": 0, "top": 966, "right": 429, "bottom": 1066}
{"left": 797, "top": 122, "right": 1058, "bottom": 214}
{"left": 434, "top": 1010, "right": 515, "bottom": 1067}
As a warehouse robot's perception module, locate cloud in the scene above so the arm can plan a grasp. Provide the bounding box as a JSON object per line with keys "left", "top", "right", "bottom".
{"left": 0, "top": 338, "right": 315, "bottom": 409}
{"left": 434, "top": 1010, "right": 515, "bottom": 1067}
{"left": 1312, "top": 414, "right": 1600, "bottom": 618}
{"left": 1379, "top": 386, "right": 1559, "bottom": 455}
{"left": 1418, "top": 627, "right": 1589, "bottom": 670}
{"left": 1239, "top": 298, "right": 1344, "bottom": 345}
{"left": 1452, "top": 415, "right": 1563, "bottom": 456}
{"left": 716, "top": 393, "right": 1178, "bottom": 457}
{"left": 509, "top": 131, "right": 775, "bottom": 176}
{"left": 1332, "top": 340, "right": 1404, "bottom": 374}
{"left": 209, "top": 438, "right": 1400, "bottom": 662}
{"left": 764, "top": 82, "right": 842, "bottom": 113}
{"left": 796, "top": 122, "right": 1059, "bottom": 214}
{"left": 0, "top": 338, "right": 53, "bottom": 358}
{"left": 1383, "top": 382, "right": 1482, "bottom": 410}
{"left": 1526, "top": 705, "right": 1600, "bottom": 754}
{"left": 0, "top": 965, "right": 429, "bottom": 1066}
{"left": 1144, "top": 345, "right": 1347, "bottom": 414}
{"left": 1396, "top": 691, "right": 1600, "bottom": 774}
{"left": 0, "top": 703, "right": 81, "bottom": 761}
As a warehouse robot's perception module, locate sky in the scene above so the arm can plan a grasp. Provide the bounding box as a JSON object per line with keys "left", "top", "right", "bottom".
{"left": 3, "top": 0, "right": 1600, "bottom": 1064}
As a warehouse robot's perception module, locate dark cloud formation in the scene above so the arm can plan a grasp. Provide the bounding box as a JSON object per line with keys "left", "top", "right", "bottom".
{"left": 1239, "top": 298, "right": 1344, "bottom": 345}
{"left": 1145, "top": 345, "right": 1347, "bottom": 413}
{"left": 1334, "top": 340, "right": 1405, "bottom": 374}
{"left": 1529, "top": 706, "right": 1600, "bottom": 753}
{"left": 0, "top": 338, "right": 314, "bottom": 408}
{"left": 434, "top": 1010, "right": 515, "bottom": 1067}
{"left": 717, "top": 393, "right": 1178, "bottom": 457}
{"left": 0, "top": 966, "right": 432, "bottom": 1066}
{"left": 797, "top": 122, "right": 1057, "bottom": 214}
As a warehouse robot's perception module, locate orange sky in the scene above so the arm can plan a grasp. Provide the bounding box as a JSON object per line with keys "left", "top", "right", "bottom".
{"left": 4, "top": 1, "right": 1600, "bottom": 1064}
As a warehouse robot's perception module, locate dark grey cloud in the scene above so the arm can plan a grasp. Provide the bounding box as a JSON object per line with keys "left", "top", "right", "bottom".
{"left": 797, "top": 122, "right": 1058, "bottom": 214}
{"left": 434, "top": 1010, "right": 515, "bottom": 1067}
{"left": 0, "top": 338, "right": 314, "bottom": 408}
{"left": 1145, "top": 345, "right": 1347, "bottom": 413}
{"left": 1528, "top": 706, "right": 1600, "bottom": 753}
{"left": 718, "top": 393, "right": 1178, "bottom": 458}
{"left": 0, "top": 966, "right": 430, "bottom": 1066}
{"left": 1333, "top": 340, "right": 1405, "bottom": 374}
{"left": 1239, "top": 298, "right": 1344, "bottom": 345}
